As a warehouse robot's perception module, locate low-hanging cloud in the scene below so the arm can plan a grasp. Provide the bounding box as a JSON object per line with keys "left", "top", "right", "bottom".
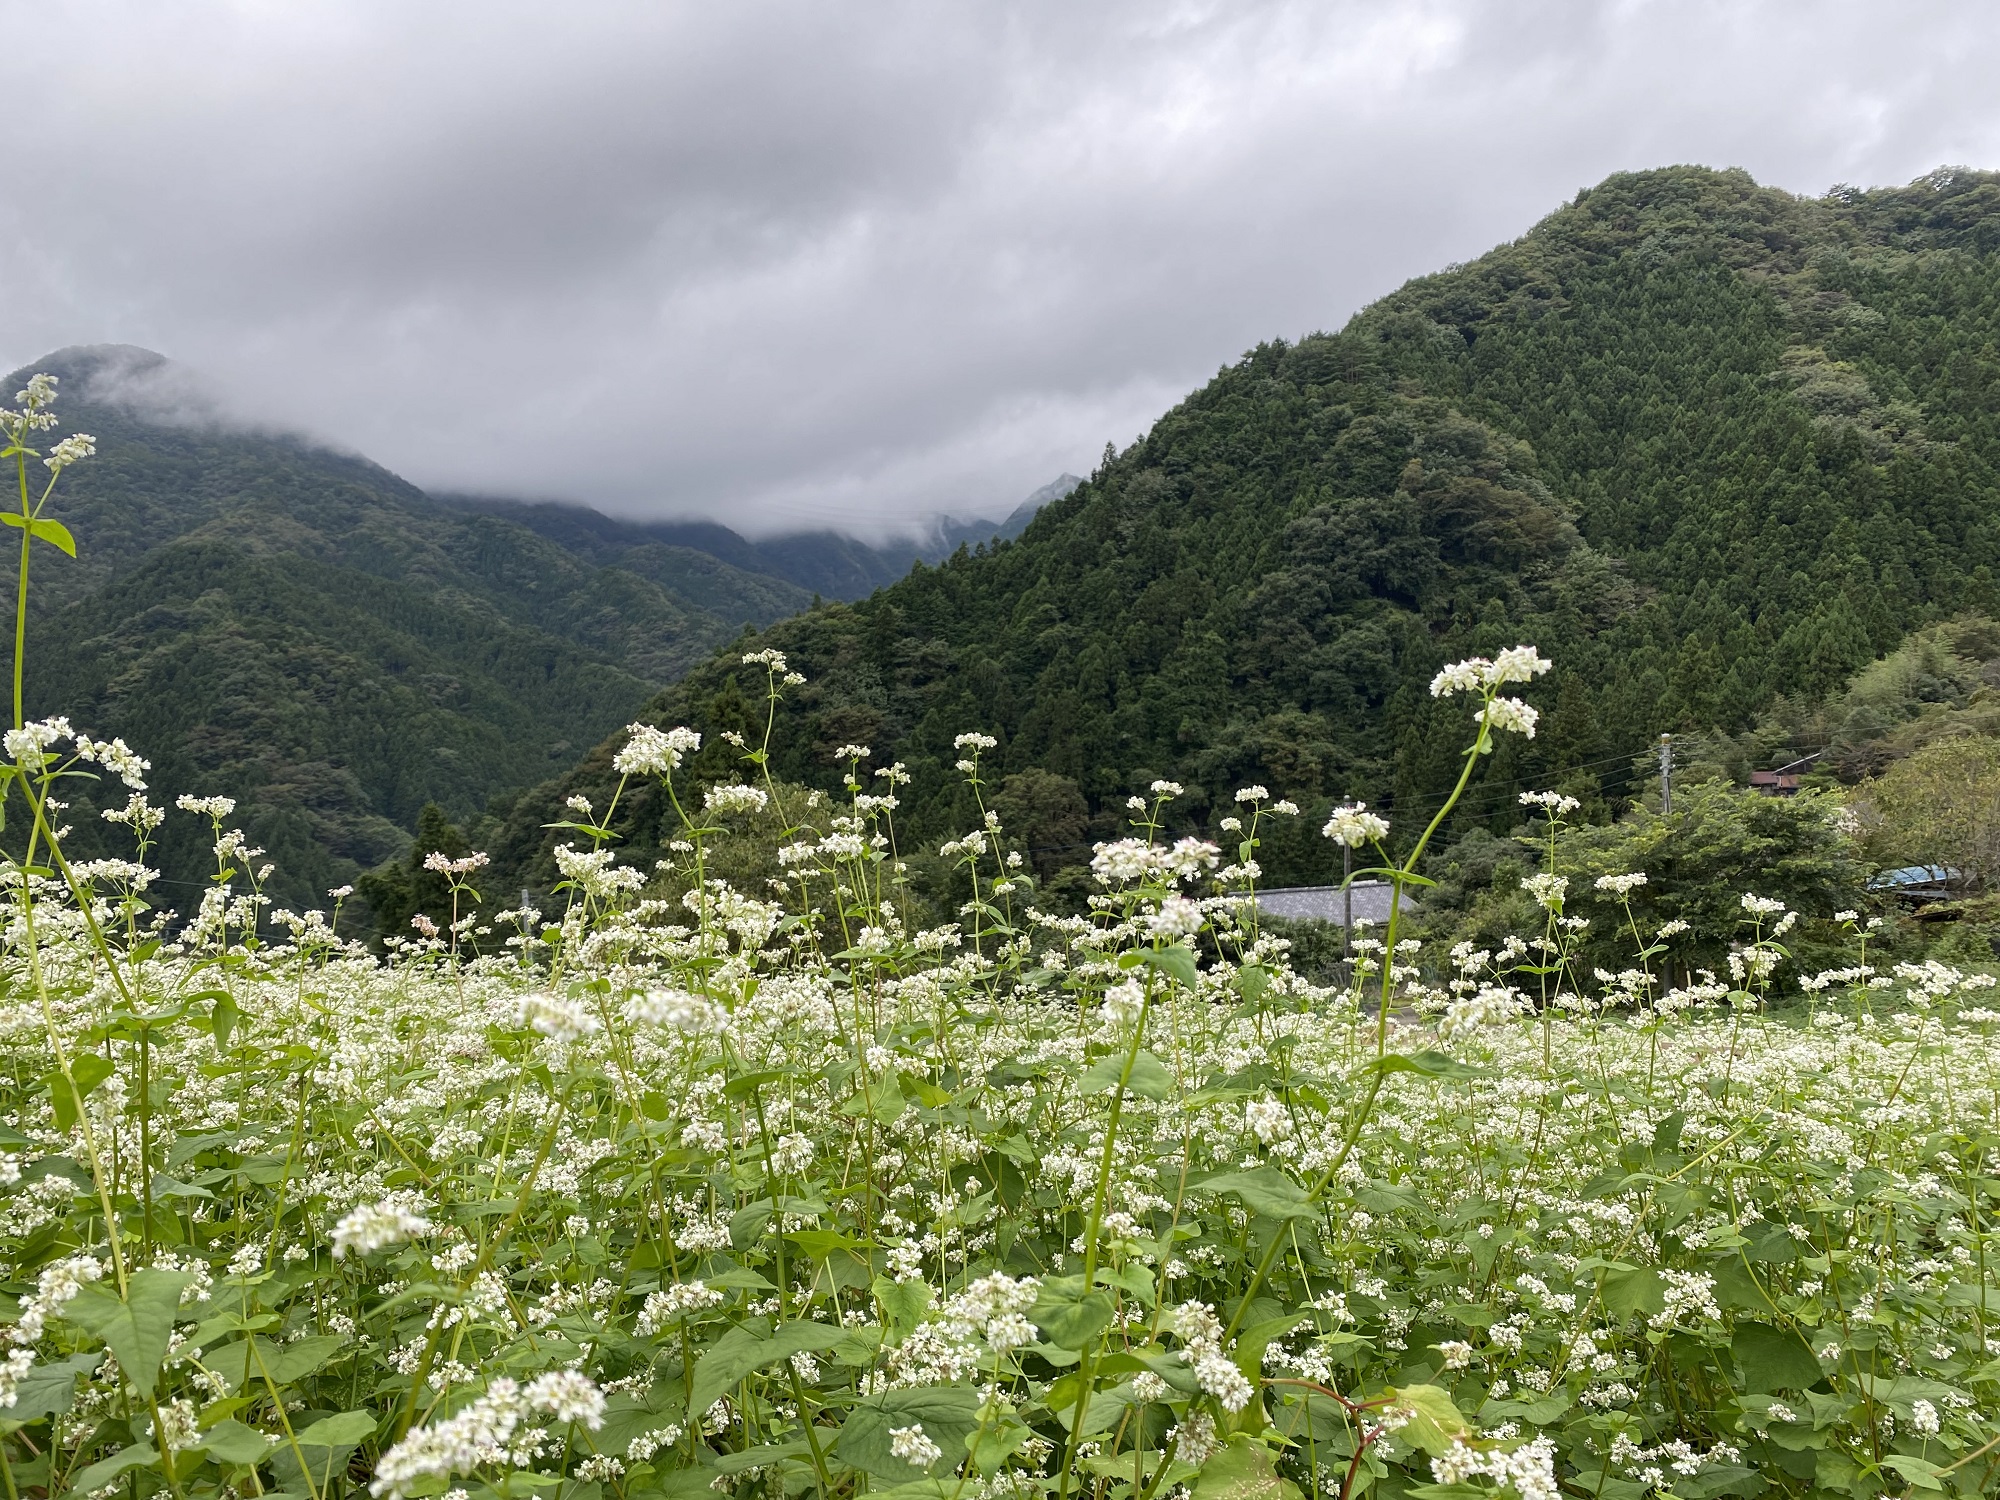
{"left": 4, "top": 1, "right": 1999, "bottom": 538}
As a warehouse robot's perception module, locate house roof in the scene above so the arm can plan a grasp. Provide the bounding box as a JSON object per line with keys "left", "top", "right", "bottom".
{"left": 1253, "top": 881, "right": 1413, "bottom": 926}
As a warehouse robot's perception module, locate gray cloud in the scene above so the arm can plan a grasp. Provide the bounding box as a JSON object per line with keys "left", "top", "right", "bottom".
{"left": 3, "top": 1, "right": 1998, "bottom": 537}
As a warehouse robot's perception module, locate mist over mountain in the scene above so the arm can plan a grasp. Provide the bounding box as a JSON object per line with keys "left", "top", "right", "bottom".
{"left": 440, "top": 474, "right": 1081, "bottom": 602}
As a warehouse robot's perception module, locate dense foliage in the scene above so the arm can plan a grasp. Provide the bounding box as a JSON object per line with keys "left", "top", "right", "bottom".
{"left": 496, "top": 166, "right": 2000, "bottom": 898}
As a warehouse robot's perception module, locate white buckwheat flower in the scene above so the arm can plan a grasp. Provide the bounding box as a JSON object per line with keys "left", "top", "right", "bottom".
{"left": 332, "top": 1192, "right": 433, "bottom": 1258}
{"left": 511, "top": 990, "right": 601, "bottom": 1043}
{"left": 703, "top": 783, "right": 768, "bottom": 815}
{"left": 1482, "top": 697, "right": 1538, "bottom": 737}
{"left": 613, "top": 723, "right": 701, "bottom": 776}
{"left": 1323, "top": 803, "right": 1389, "bottom": 847}
{"left": 889, "top": 1423, "right": 945, "bottom": 1468}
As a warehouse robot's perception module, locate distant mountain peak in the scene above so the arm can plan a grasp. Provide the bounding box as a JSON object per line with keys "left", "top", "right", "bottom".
{"left": 15, "top": 344, "right": 223, "bottom": 429}
{"left": 925, "top": 474, "right": 1083, "bottom": 558}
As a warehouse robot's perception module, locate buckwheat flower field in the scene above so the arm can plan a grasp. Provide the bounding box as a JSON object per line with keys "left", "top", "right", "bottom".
{"left": 0, "top": 382, "right": 1997, "bottom": 1500}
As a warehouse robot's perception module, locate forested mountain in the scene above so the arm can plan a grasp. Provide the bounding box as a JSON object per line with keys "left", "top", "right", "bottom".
{"left": 491, "top": 165, "right": 2000, "bottom": 899}
{"left": 9, "top": 346, "right": 811, "bottom": 911}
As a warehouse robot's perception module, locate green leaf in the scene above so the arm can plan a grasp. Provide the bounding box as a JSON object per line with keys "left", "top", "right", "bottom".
{"left": 842, "top": 1074, "right": 908, "bottom": 1123}
{"left": 269, "top": 1333, "right": 351, "bottom": 1384}
{"left": 210, "top": 1333, "right": 350, "bottom": 1392}
{"left": 1882, "top": 1454, "right": 1947, "bottom": 1490}
{"left": 688, "top": 1320, "right": 845, "bottom": 1414}
{"left": 1139, "top": 945, "right": 1200, "bottom": 991}
{"left": 1732, "top": 1320, "right": 1821, "bottom": 1393}
{"left": 874, "top": 1275, "right": 934, "bottom": 1331}
{"left": 1193, "top": 1436, "right": 1290, "bottom": 1500}
{"left": 212, "top": 994, "right": 239, "bottom": 1049}
{"left": 0, "top": 513, "right": 76, "bottom": 556}
{"left": 44, "top": 1053, "right": 114, "bottom": 1131}
{"left": 60, "top": 1270, "right": 194, "bottom": 1395}
{"left": 786, "top": 1228, "right": 866, "bottom": 1257}
{"left": 1191, "top": 1167, "right": 1316, "bottom": 1220}
{"left": 0, "top": 1351, "right": 97, "bottom": 1420}
{"left": 66, "top": 1443, "right": 159, "bottom": 1494}
{"left": 295, "top": 1410, "right": 376, "bottom": 1447}
{"left": 723, "top": 1069, "right": 787, "bottom": 1100}
{"left": 1081, "top": 1049, "right": 1172, "bottom": 1100}
{"left": 1369, "top": 1051, "right": 1487, "bottom": 1081}
{"left": 729, "top": 1198, "right": 774, "bottom": 1247}
{"left": 1601, "top": 1266, "right": 1666, "bottom": 1320}
{"left": 1233, "top": 1314, "right": 1312, "bottom": 1381}
{"left": 200, "top": 1419, "right": 278, "bottom": 1465}
{"left": 1379, "top": 1385, "right": 1471, "bottom": 1456}
{"left": 1030, "top": 1276, "right": 1116, "bottom": 1350}
{"left": 968, "top": 1420, "right": 1033, "bottom": 1474}
{"left": 1234, "top": 965, "right": 1271, "bottom": 1005}
{"left": 836, "top": 1386, "right": 982, "bottom": 1481}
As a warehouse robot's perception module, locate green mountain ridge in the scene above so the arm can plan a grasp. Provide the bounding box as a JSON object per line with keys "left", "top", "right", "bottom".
{"left": 8, "top": 346, "right": 814, "bottom": 911}
{"left": 489, "top": 164, "right": 2000, "bottom": 900}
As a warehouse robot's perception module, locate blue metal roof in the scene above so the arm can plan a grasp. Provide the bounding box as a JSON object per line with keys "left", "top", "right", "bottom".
{"left": 1866, "top": 864, "right": 1962, "bottom": 889}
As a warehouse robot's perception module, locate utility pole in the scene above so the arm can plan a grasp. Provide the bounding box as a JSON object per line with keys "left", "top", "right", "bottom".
{"left": 1659, "top": 733, "right": 1674, "bottom": 815}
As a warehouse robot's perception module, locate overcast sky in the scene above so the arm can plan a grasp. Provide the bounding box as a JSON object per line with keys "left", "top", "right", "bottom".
{"left": 5, "top": 1, "right": 2000, "bottom": 538}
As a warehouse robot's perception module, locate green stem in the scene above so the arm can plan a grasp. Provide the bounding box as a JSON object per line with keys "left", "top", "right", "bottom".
{"left": 1055, "top": 970, "right": 1153, "bottom": 1500}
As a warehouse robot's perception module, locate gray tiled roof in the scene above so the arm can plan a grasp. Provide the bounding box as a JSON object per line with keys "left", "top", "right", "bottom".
{"left": 1253, "top": 882, "right": 1413, "bottom": 926}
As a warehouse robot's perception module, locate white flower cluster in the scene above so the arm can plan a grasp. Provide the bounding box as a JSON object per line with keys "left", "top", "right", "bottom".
{"left": 1482, "top": 697, "right": 1539, "bottom": 737}
{"left": 1649, "top": 1269, "right": 1720, "bottom": 1330}
{"left": 371, "top": 1373, "right": 607, "bottom": 1499}
{"left": 1520, "top": 873, "right": 1568, "bottom": 911}
{"left": 635, "top": 1281, "right": 725, "bottom": 1335}
{"left": 1429, "top": 646, "right": 1552, "bottom": 697}
{"left": 612, "top": 723, "right": 702, "bottom": 776}
{"left": 0, "top": 1347, "right": 35, "bottom": 1410}
{"left": 1441, "top": 984, "right": 1529, "bottom": 1039}
{"left": 742, "top": 647, "right": 806, "bottom": 685}
{"left": 940, "top": 1272, "right": 1041, "bottom": 1353}
{"left": 1430, "top": 1435, "right": 1560, "bottom": 1500}
{"left": 889, "top": 1423, "right": 945, "bottom": 1468}
{"left": 622, "top": 988, "right": 728, "bottom": 1033}
{"left": 1148, "top": 894, "right": 1204, "bottom": 937}
{"left": 1089, "top": 836, "right": 1221, "bottom": 886}
{"left": 1172, "top": 1301, "right": 1252, "bottom": 1412}
{"left": 1519, "top": 790, "right": 1580, "bottom": 814}
{"left": 510, "top": 990, "right": 601, "bottom": 1043}
{"left": 9, "top": 1254, "right": 103, "bottom": 1345}
{"left": 1098, "top": 978, "right": 1146, "bottom": 1026}
{"left": 1322, "top": 802, "right": 1389, "bottom": 848}
{"left": 74, "top": 734, "right": 149, "bottom": 789}
{"left": 3, "top": 716, "right": 69, "bottom": 770}
{"left": 552, "top": 845, "right": 644, "bottom": 899}
{"left": 704, "top": 783, "right": 768, "bottom": 816}
{"left": 1245, "top": 1097, "right": 1293, "bottom": 1146}
{"left": 1594, "top": 872, "right": 1647, "bottom": 896}
{"left": 45, "top": 432, "right": 96, "bottom": 471}
{"left": 332, "top": 1192, "right": 433, "bottom": 1259}
{"left": 423, "top": 850, "right": 490, "bottom": 878}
